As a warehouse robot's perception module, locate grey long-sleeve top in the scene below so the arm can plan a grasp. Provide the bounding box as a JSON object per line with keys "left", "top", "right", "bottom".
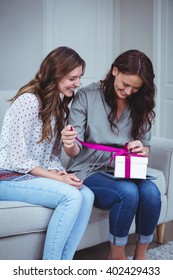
{"left": 67, "top": 81, "right": 151, "bottom": 180}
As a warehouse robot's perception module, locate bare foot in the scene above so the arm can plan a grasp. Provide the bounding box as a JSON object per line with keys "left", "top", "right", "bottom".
{"left": 133, "top": 242, "right": 148, "bottom": 260}
{"left": 108, "top": 243, "right": 127, "bottom": 260}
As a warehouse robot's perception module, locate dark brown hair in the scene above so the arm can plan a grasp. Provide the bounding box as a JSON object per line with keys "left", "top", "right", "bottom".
{"left": 10, "top": 46, "right": 86, "bottom": 142}
{"left": 101, "top": 49, "right": 156, "bottom": 140}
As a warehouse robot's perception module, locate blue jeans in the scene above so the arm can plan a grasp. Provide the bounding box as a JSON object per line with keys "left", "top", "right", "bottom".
{"left": 0, "top": 178, "right": 94, "bottom": 259}
{"left": 84, "top": 172, "right": 161, "bottom": 246}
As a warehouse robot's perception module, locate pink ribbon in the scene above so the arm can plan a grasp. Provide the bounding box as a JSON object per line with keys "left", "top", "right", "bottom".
{"left": 75, "top": 137, "right": 143, "bottom": 178}
{"left": 69, "top": 127, "right": 144, "bottom": 178}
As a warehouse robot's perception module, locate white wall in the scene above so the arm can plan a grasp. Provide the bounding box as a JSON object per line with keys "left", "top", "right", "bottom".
{"left": 119, "top": 0, "right": 154, "bottom": 59}
{"left": 0, "top": 0, "right": 44, "bottom": 90}
{"left": 157, "top": 0, "right": 173, "bottom": 138}
{"left": 0, "top": 0, "right": 44, "bottom": 126}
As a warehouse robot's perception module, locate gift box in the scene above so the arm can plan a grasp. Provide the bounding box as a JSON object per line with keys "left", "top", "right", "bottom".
{"left": 114, "top": 155, "right": 148, "bottom": 179}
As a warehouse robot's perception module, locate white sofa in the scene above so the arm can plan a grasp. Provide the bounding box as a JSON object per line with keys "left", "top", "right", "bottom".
{"left": 0, "top": 136, "right": 172, "bottom": 259}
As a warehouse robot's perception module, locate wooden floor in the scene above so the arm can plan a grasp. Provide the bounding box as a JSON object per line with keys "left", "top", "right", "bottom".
{"left": 74, "top": 221, "right": 173, "bottom": 260}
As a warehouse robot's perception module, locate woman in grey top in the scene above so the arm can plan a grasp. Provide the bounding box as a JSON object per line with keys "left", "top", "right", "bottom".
{"left": 61, "top": 49, "right": 161, "bottom": 260}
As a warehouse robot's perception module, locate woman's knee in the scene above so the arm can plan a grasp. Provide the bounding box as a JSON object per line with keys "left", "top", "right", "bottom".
{"left": 81, "top": 185, "right": 95, "bottom": 206}
{"left": 117, "top": 182, "right": 139, "bottom": 211}
{"left": 82, "top": 185, "right": 94, "bottom": 199}
{"left": 139, "top": 180, "right": 161, "bottom": 199}
{"left": 32, "top": 178, "right": 83, "bottom": 209}
{"left": 63, "top": 186, "right": 82, "bottom": 203}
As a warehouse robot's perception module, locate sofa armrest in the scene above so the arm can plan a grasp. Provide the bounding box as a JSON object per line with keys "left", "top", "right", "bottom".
{"left": 149, "top": 136, "right": 173, "bottom": 187}
{"left": 149, "top": 136, "right": 173, "bottom": 222}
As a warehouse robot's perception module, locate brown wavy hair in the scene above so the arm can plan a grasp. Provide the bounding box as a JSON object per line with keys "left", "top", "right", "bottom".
{"left": 10, "top": 46, "right": 86, "bottom": 142}
{"left": 101, "top": 49, "right": 156, "bottom": 140}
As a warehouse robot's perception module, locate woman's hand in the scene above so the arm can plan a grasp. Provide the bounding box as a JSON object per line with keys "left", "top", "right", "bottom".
{"left": 61, "top": 125, "right": 80, "bottom": 157}
{"left": 57, "top": 173, "right": 83, "bottom": 189}
{"left": 61, "top": 125, "right": 77, "bottom": 148}
{"left": 48, "top": 169, "right": 82, "bottom": 188}
{"left": 127, "top": 140, "right": 150, "bottom": 157}
{"left": 30, "top": 167, "right": 82, "bottom": 188}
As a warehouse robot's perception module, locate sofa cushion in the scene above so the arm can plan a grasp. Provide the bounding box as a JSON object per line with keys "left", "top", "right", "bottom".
{"left": 0, "top": 201, "right": 53, "bottom": 238}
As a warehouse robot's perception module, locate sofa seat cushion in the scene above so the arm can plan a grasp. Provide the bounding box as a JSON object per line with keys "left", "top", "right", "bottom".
{"left": 0, "top": 201, "right": 53, "bottom": 238}
{"left": 88, "top": 207, "right": 109, "bottom": 223}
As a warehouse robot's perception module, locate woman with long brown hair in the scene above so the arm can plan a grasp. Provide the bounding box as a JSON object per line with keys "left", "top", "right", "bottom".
{"left": 62, "top": 49, "right": 161, "bottom": 260}
{"left": 0, "top": 46, "right": 94, "bottom": 259}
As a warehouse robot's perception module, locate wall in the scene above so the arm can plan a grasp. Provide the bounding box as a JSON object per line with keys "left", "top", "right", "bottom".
{"left": 158, "top": 0, "right": 173, "bottom": 138}
{"left": 0, "top": 0, "right": 44, "bottom": 126}
{"left": 119, "top": 0, "right": 154, "bottom": 59}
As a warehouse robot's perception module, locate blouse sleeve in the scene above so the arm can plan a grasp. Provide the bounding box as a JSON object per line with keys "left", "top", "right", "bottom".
{"left": 0, "top": 94, "right": 41, "bottom": 173}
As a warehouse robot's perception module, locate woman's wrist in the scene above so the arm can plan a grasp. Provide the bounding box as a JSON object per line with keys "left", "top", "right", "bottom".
{"left": 63, "top": 141, "right": 80, "bottom": 157}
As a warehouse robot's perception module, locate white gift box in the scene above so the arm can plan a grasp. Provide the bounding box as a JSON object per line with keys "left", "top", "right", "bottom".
{"left": 114, "top": 155, "right": 148, "bottom": 179}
